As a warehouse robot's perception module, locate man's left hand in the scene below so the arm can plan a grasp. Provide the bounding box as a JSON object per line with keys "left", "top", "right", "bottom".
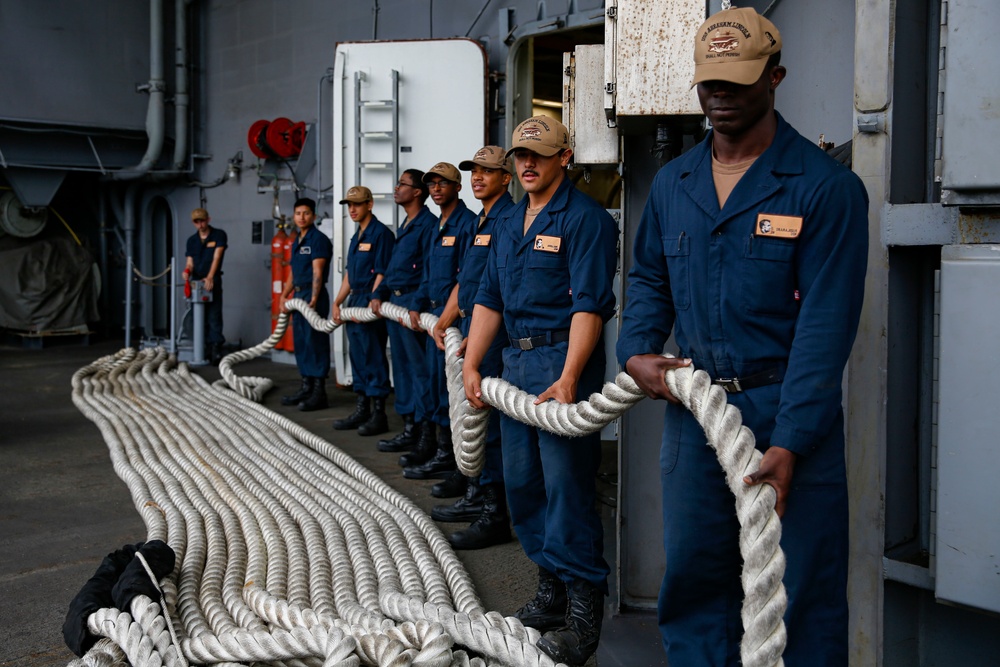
{"left": 203, "top": 276, "right": 214, "bottom": 292}
{"left": 743, "top": 446, "right": 797, "bottom": 518}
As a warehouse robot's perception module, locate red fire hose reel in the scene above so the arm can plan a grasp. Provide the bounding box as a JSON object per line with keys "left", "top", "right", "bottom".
{"left": 247, "top": 117, "right": 307, "bottom": 159}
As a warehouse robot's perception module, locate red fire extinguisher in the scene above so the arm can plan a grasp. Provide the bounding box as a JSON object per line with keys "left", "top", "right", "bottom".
{"left": 280, "top": 224, "right": 296, "bottom": 352}
{"left": 270, "top": 224, "right": 287, "bottom": 350}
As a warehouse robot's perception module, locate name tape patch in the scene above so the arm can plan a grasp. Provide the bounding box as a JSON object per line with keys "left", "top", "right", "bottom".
{"left": 533, "top": 235, "right": 562, "bottom": 253}
{"left": 755, "top": 213, "right": 803, "bottom": 239}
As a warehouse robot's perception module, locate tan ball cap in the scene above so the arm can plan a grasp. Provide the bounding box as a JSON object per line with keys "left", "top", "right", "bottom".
{"left": 339, "top": 185, "right": 373, "bottom": 204}
{"left": 506, "top": 116, "right": 570, "bottom": 157}
{"left": 191, "top": 207, "right": 209, "bottom": 220}
{"left": 459, "top": 146, "right": 511, "bottom": 173}
{"left": 691, "top": 6, "right": 782, "bottom": 88}
{"left": 422, "top": 162, "right": 462, "bottom": 184}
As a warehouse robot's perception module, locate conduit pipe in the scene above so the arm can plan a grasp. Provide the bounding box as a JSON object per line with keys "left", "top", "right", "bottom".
{"left": 122, "top": 183, "right": 140, "bottom": 348}
{"left": 170, "top": 0, "right": 191, "bottom": 171}
{"left": 111, "top": 0, "right": 166, "bottom": 181}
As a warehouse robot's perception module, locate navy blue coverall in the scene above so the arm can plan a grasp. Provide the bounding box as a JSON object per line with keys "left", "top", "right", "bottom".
{"left": 290, "top": 224, "right": 333, "bottom": 379}
{"left": 616, "top": 113, "right": 868, "bottom": 666}
{"left": 185, "top": 227, "right": 227, "bottom": 345}
{"left": 417, "top": 198, "right": 477, "bottom": 427}
{"left": 377, "top": 205, "right": 437, "bottom": 422}
{"left": 458, "top": 191, "right": 515, "bottom": 485}
{"left": 476, "top": 177, "right": 618, "bottom": 592}
{"left": 345, "top": 216, "right": 395, "bottom": 397}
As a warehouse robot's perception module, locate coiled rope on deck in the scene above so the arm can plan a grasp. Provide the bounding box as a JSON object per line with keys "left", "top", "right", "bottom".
{"left": 70, "top": 346, "right": 561, "bottom": 667}
{"left": 222, "top": 299, "right": 787, "bottom": 667}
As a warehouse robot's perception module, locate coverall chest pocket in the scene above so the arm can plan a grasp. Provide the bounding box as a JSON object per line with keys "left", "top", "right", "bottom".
{"left": 742, "top": 237, "right": 798, "bottom": 317}
{"left": 662, "top": 235, "right": 691, "bottom": 310}
{"left": 527, "top": 251, "right": 569, "bottom": 305}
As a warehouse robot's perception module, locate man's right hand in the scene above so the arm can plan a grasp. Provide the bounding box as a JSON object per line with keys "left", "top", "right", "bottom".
{"left": 464, "top": 367, "right": 486, "bottom": 409}
{"left": 625, "top": 354, "right": 692, "bottom": 404}
{"left": 432, "top": 323, "right": 447, "bottom": 351}
{"left": 408, "top": 310, "right": 421, "bottom": 332}
{"left": 332, "top": 303, "right": 342, "bottom": 325}
{"left": 370, "top": 298, "right": 382, "bottom": 315}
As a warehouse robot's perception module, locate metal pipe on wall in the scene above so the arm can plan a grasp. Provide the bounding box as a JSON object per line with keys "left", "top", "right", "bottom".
{"left": 123, "top": 183, "right": 140, "bottom": 347}
{"left": 171, "top": 0, "right": 192, "bottom": 171}
{"left": 112, "top": 0, "right": 166, "bottom": 181}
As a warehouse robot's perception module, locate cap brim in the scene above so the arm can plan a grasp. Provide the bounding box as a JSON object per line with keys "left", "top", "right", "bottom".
{"left": 505, "top": 143, "right": 562, "bottom": 158}
{"left": 690, "top": 57, "right": 768, "bottom": 88}
{"left": 339, "top": 198, "right": 369, "bottom": 204}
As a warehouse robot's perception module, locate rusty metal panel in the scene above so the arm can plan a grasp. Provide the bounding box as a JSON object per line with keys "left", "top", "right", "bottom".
{"left": 609, "top": 0, "right": 703, "bottom": 119}
{"left": 564, "top": 45, "right": 619, "bottom": 165}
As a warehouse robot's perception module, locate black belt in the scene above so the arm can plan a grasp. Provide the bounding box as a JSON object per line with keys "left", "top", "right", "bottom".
{"left": 293, "top": 285, "right": 307, "bottom": 292}
{"left": 510, "top": 329, "right": 570, "bottom": 351}
{"left": 390, "top": 286, "right": 416, "bottom": 297}
{"left": 458, "top": 308, "right": 467, "bottom": 318}
{"left": 712, "top": 367, "right": 784, "bottom": 393}
{"left": 430, "top": 299, "right": 441, "bottom": 309}
{"left": 349, "top": 289, "right": 366, "bottom": 295}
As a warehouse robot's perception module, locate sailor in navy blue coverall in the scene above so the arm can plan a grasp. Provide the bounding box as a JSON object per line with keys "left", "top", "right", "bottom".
{"left": 280, "top": 197, "right": 333, "bottom": 411}
{"left": 332, "top": 186, "right": 396, "bottom": 435}
{"left": 402, "top": 162, "right": 477, "bottom": 480}
{"left": 371, "top": 169, "right": 436, "bottom": 456}
{"left": 616, "top": 8, "right": 868, "bottom": 666}
{"left": 464, "top": 117, "right": 618, "bottom": 666}
{"left": 430, "top": 146, "right": 515, "bottom": 549}
{"left": 183, "top": 207, "right": 227, "bottom": 362}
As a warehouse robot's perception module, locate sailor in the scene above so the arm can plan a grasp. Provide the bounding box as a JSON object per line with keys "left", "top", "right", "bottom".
{"left": 279, "top": 197, "right": 333, "bottom": 411}
{"left": 183, "top": 207, "right": 227, "bottom": 364}
{"left": 401, "top": 162, "right": 477, "bottom": 481}
{"left": 463, "top": 117, "right": 619, "bottom": 665}
{"left": 429, "top": 146, "right": 515, "bottom": 550}
{"left": 371, "top": 170, "right": 437, "bottom": 459}
{"left": 331, "top": 185, "right": 395, "bottom": 436}
{"left": 615, "top": 7, "right": 869, "bottom": 665}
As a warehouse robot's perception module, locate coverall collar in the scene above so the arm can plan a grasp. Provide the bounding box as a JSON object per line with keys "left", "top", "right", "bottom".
{"left": 513, "top": 174, "right": 574, "bottom": 252}
{"left": 681, "top": 112, "right": 805, "bottom": 232}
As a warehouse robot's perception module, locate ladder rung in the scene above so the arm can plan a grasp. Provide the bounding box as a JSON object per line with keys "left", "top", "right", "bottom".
{"left": 371, "top": 193, "right": 393, "bottom": 200}
{"left": 361, "top": 131, "right": 394, "bottom": 139}
{"left": 360, "top": 100, "right": 394, "bottom": 108}
{"left": 360, "top": 162, "right": 393, "bottom": 170}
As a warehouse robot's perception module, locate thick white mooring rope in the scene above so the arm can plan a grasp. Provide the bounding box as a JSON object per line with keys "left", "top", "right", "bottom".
{"left": 70, "top": 346, "right": 557, "bottom": 667}
{"left": 72, "top": 298, "right": 786, "bottom": 667}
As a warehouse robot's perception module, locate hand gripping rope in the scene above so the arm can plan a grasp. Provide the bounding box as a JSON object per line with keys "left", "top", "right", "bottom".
{"left": 71, "top": 298, "right": 787, "bottom": 667}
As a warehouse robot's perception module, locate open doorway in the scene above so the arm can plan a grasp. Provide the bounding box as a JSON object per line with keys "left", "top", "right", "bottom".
{"left": 510, "top": 25, "right": 621, "bottom": 209}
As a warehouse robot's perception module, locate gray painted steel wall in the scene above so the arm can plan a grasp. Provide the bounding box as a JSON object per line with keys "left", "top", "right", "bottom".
{"left": 0, "top": 0, "right": 151, "bottom": 129}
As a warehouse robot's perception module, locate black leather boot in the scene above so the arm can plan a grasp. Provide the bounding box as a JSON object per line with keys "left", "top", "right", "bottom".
{"left": 403, "top": 424, "right": 456, "bottom": 479}
{"left": 299, "top": 378, "right": 328, "bottom": 412}
{"left": 431, "top": 468, "right": 468, "bottom": 498}
{"left": 448, "top": 483, "right": 512, "bottom": 550}
{"left": 332, "top": 394, "right": 370, "bottom": 430}
{"left": 281, "top": 377, "right": 313, "bottom": 406}
{"left": 537, "top": 579, "right": 605, "bottom": 666}
{"left": 357, "top": 397, "right": 388, "bottom": 436}
{"left": 514, "top": 566, "right": 567, "bottom": 633}
{"left": 210, "top": 343, "right": 224, "bottom": 365}
{"left": 377, "top": 414, "right": 417, "bottom": 452}
{"left": 431, "top": 476, "right": 482, "bottom": 522}
{"left": 398, "top": 421, "right": 435, "bottom": 467}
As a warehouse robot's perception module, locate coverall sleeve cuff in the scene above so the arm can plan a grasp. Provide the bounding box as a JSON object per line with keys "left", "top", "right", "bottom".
{"left": 769, "top": 424, "right": 819, "bottom": 457}
{"left": 616, "top": 339, "right": 659, "bottom": 367}
{"left": 475, "top": 293, "right": 503, "bottom": 313}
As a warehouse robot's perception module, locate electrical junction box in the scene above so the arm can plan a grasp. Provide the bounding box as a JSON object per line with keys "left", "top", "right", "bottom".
{"left": 563, "top": 46, "right": 619, "bottom": 165}
{"left": 934, "top": 244, "right": 1000, "bottom": 614}
{"left": 604, "top": 0, "right": 703, "bottom": 129}
{"left": 940, "top": 0, "right": 1000, "bottom": 206}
